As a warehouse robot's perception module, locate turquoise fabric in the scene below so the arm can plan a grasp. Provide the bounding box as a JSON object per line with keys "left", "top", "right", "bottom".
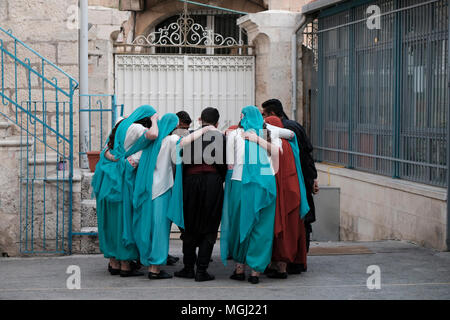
{"left": 289, "top": 136, "right": 310, "bottom": 219}
{"left": 133, "top": 113, "right": 179, "bottom": 214}
{"left": 92, "top": 105, "right": 156, "bottom": 203}
{"left": 132, "top": 113, "right": 184, "bottom": 266}
{"left": 92, "top": 105, "right": 156, "bottom": 260}
{"left": 133, "top": 189, "right": 172, "bottom": 266}
{"left": 220, "top": 180, "right": 276, "bottom": 272}
{"left": 239, "top": 106, "right": 277, "bottom": 242}
{"left": 220, "top": 106, "right": 277, "bottom": 271}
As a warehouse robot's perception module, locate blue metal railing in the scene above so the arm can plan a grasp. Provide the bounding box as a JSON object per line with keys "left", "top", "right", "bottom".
{"left": 0, "top": 25, "right": 78, "bottom": 254}
{"left": 79, "top": 94, "right": 124, "bottom": 155}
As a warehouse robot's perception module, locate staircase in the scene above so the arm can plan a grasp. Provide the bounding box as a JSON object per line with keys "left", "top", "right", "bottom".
{"left": 0, "top": 26, "right": 78, "bottom": 255}
{"left": 76, "top": 169, "right": 182, "bottom": 254}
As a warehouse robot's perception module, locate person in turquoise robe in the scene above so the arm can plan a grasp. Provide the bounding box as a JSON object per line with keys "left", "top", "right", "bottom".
{"left": 92, "top": 105, "right": 158, "bottom": 277}
{"left": 132, "top": 113, "right": 218, "bottom": 280}
{"left": 220, "top": 106, "right": 278, "bottom": 284}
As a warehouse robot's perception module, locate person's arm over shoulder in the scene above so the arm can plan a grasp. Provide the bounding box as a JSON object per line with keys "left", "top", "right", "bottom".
{"left": 266, "top": 123, "right": 295, "bottom": 140}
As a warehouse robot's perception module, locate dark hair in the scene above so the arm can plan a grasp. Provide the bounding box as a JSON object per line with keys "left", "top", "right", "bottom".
{"left": 176, "top": 111, "right": 192, "bottom": 125}
{"left": 107, "top": 119, "right": 125, "bottom": 150}
{"left": 261, "top": 99, "right": 286, "bottom": 118}
{"left": 201, "top": 107, "right": 220, "bottom": 125}
{"left": 107, "top": 116, "right": 152, "bottom": 150}
{"left": 134, "top": 116, "right": 152, "bottom": 129}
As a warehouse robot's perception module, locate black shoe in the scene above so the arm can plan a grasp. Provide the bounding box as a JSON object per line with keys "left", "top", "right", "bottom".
{"left": 174, "top": 267, "right": 195, "bottom": 279}
{"left": 230, "top": 271, "right": 246, "bottom": 281}
{"left": 195, "top": 270, "right": 215, "bottom": 282}
{"left": 287, "top": 263, "right": 305, "bottom": 275}
{"left": 166, "top": 255, "right": 179, "bottom": 266}
{"left": 120, "top": 269, "right": 144, "bottom": 277}
{"left": 263, "top": 267, "right": 277, "bottom": 275}
{"left": 248, "top": 276, "right": 260, "bottom": 284}
{"left": 130, "top": 260, "right": 143, "bottom": 271}
{"left": 108, "top": 264, "right": 120, "bottom": 276}
{"left": 148, "top": 270, "right": 173, "bottom": 280}
{"left": 267, "top": 271, "right": 288, "bottom": 279}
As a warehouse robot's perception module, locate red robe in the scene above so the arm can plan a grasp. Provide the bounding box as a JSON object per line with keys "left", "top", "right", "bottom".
{"left": 265, "top": 116, "right": 307, "bottom": 266}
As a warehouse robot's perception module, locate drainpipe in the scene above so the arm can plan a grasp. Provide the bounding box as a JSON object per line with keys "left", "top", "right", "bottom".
{"left": 291, "top": 14, "right": 307, "bottom": 121}
{"left": 446, "top": 2, "right": 450, "bottom": 251}
{"left": 79, "top": 0, "right": 89, "bottom": 169}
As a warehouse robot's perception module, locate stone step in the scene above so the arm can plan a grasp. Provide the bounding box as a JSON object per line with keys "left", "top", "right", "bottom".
{"left": 28, "top": 153, "right": 59, "bottom": 177}
{"left": 0, "top": 136, "right": 34, "bottom": 149}
{"left": 81, "top": 199, "right": 97, "bottom": 228}
{"left": 81, "top": 169, "right": 95, "bottom": 200}
{"left": 73, "top": 227, "right": 100, "bottom": 254}
{"left": 0, "top": 121, "right": 13, "bottom": 139}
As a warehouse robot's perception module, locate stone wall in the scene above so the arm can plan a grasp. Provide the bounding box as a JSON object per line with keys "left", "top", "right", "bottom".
{"left": 239, "top": 10, "right": 304, "bottom": 117}
{"left": 317, "top": 163, "right": 448, "bottom": 251}
{"left": 86, "top": 5, "right": 130, "bottom": 151}
{"left": 134, "top": 0, "right": 266, "bottom": 36}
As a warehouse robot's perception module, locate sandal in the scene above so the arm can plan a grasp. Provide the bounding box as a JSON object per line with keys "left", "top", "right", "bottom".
{"left": 230, "top": 270, "right": 246, "bottom": 281}
{"left": 148, "top": 269, "right": 173, "bottom": 280}
{"left": 248, "top": 275, "right": 260, "bottom": 284}
{"left": 120, "top": 269, "right": 144, "bottom": 277}
{"left": 108, "top": 263, "right": 120, "bottom": 276}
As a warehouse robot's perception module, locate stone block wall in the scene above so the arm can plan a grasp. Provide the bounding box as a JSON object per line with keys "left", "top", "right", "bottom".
{"left": 0, "top": 0, "right": 80, "bottom": 162}
{"left": 317, "top": 163, "right": 448, "bottom": 251}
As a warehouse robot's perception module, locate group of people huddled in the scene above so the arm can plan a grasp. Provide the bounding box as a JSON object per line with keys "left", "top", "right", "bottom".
{"left": 92, "top": 99, "right": 319, "bottom": 284}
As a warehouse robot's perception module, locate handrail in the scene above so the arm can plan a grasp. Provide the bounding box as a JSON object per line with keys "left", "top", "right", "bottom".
{"left": 0, "top": 26, "right": 79, "bottom": 86}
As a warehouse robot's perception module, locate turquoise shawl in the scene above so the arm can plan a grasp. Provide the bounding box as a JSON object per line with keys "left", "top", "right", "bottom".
{"left": 133, "top": 113, "right": 184, "bottom": 229}
{"left": 91, "top": 105, "right": 156, "bottom": 202}
{"left": 289, "top": 136, "right": 310, "bottom": 218}
{"left": 239, "top": 106, "right": 277, "bottom": 242}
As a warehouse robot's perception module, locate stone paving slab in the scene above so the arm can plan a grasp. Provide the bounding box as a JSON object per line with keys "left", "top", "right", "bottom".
{"left": 0, "top": 240, "right": 449, "bottom": 300}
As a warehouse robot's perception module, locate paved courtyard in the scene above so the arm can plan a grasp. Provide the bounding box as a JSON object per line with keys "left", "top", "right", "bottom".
{"left": 1, "top": 240, "right": 449, "bottom": 300}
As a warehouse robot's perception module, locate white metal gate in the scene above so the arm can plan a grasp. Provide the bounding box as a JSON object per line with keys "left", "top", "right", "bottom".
{"left": 115, "top": 54, "right": 255, "bottom": 128}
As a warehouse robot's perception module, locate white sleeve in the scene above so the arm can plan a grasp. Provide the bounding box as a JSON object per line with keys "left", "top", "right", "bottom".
{"left": 124, "top": 123, "right": 148, "bottom": 151}
{"left": 266, "top": 123, "right": 294, "bottom": 140}
{"left": 226, "top": 130, "right": 237, "bottom": 165}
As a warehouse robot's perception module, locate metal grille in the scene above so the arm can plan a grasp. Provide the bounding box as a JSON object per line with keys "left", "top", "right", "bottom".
{"left": 308, "top": 0, "right": 449, "bottom": 187}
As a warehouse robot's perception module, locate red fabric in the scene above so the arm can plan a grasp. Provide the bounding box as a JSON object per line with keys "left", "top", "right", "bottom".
{"left": 265, "top": 116, "right": 307, "bottom": 265}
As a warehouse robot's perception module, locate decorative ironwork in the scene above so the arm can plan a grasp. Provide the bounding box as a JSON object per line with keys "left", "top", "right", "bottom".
{"left": 301, "top": 20, "right": 319, "bottom": 70}
{"left": 132, "top": 9, "right": 245, "bottom": 48}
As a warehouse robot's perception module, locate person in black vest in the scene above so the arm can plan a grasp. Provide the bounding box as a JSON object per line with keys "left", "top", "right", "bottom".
{"left": 175, "top": 107, "right": 227, "bottom": 281}
{"left": 261, "top": 99, "right": 319, "bottom": 274}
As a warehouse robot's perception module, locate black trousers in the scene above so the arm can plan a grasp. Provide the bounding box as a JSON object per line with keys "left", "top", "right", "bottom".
{"left": 181, "top": 231, "right": 217, "bottom": 271}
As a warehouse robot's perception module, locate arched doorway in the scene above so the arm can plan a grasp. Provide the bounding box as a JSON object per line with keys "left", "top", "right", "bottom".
{"left": 115, "top": 6, "right": 255, "bottom": 128}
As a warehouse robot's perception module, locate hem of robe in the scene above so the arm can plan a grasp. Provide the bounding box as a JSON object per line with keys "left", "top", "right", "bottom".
{"left": 134, "top": 189, "right": 172, "bottom": 267}
{"left": 97, "top": 199, "right": 139, "bottom": 261}
{"left": 222, "top": 180, "right": 275, "bottom": 273}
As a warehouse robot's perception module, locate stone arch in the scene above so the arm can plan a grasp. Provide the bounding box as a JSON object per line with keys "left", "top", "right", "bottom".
{"left": 252, "top": 32, "right": 270, "bottom": 108}
{"left": 134, "top": 0, "right": 267, "bottom": 37}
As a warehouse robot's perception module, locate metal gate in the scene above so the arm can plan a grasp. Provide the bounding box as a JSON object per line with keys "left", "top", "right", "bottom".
{"left": 0, "top": 26, "right": 76, "bottom": 254}
{"left": 304, "top": 0, "right": 449, "bottom": 187}
{"left": 115, "top": 54, "right": 255, "bottom": 128}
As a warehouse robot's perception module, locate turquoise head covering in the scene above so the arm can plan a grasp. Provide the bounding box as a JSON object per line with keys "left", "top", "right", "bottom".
{"left": 91, "top": 105, "right": 156, "bottom": 202}
{"left": 111, "top": 105, "right": 156, "bottom": 158}
{"left": 240, "top": 105, "right": 264, "bottom": 135}
{"left": 133, "top": 113, "right": 184, "bottom": 228}
{"left": 239, "top": 106, "right": 277, "bottom": 242}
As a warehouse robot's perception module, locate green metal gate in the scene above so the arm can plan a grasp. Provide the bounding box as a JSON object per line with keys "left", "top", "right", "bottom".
{"left": 0, "top": 26, "right": 77, "bottom": 254}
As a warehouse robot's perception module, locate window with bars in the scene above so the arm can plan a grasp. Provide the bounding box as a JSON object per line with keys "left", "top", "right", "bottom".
{"left": 311, "top": 0, "right": 449, "bottom": 187}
